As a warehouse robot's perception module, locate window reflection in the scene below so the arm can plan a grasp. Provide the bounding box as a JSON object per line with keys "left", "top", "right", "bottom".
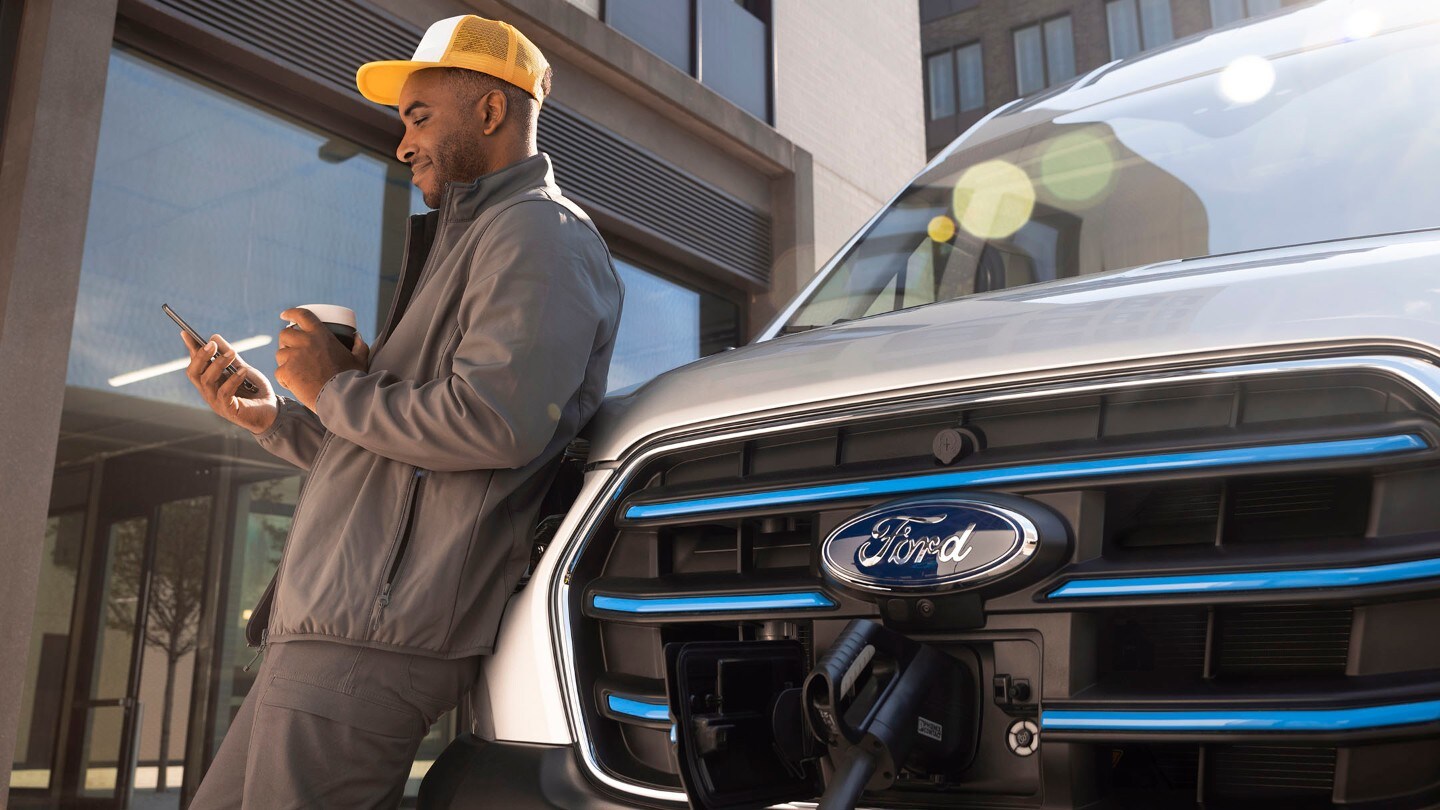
{"left": 17, "top": 38, "right": 739, "bottom": 810}
{"left": 604, "top": 0, "right": 772, "bottom": 122}
{"left": 608, "top": 257, "right": 738, "bottom": 391}
{"left": 15, "top": 44, "right": 424, "bottom": 809}
{"left": 699, "top": 0, "right": 769, "bottom": 121}
{"left": 214, "top": 477, "right": 300, "bottom": 743}
{"left": 71, "top": 46, "right": 415, "bottom": 409}
{"left": 786, "top": 22, "right": 1440, "bottom": 332}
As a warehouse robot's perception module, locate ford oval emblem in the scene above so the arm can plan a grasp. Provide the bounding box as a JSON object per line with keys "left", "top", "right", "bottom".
{"left": 821, "top": 496, "right": 1040, "bottom": 592}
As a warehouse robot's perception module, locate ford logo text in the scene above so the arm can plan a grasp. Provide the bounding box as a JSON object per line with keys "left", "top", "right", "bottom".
{"left": 821, "top": 496, "right": 1040, "bottom": 592}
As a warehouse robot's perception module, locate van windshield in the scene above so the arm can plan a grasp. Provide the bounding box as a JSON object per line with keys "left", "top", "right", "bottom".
{"left": 783, "top": 14, "right": 1440, "bottom": 333}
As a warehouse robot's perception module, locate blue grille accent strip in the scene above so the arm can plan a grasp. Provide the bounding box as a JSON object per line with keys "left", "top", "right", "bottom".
{"left": 1042, "top": 700, "right": 1440, "bottom": 732}
{"left": 1049, "top": 556, "right": 1440, "bottom": 598}
{"left": 590, "top": 591, "right": 836, "bottom": 614}
{"left": 606, "top": 695, "right": 670, "bottom": 722}
{"left": 623, "top": 434, "right": 1427, "bottom": 520}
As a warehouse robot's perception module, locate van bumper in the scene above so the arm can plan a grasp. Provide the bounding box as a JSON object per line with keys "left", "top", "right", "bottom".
{"left": 417, "top": 735, "right": 668, "bottom": 809}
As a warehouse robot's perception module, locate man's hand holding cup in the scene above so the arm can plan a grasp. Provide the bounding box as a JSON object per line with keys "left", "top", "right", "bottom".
{"left": 275, "top": 305, "right": 370, "bottom": 411}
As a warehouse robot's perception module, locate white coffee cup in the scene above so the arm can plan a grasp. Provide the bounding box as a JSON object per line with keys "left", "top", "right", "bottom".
{"left": 294, "top": 304, "right": 358, "bottom": 349}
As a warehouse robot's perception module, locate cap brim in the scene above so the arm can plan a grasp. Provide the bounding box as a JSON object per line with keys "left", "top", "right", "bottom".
{"left": 356, "top": 60, "right": 441, "bottom": 106}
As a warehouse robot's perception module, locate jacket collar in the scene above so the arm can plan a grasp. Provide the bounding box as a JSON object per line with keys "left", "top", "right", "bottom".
{"left": 439, "top": 152, "right": 555, "bottom": 222}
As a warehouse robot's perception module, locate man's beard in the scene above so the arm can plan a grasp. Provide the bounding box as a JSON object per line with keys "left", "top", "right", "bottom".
{"left": 421, "top": 131, "right": 489, "bottom": 209}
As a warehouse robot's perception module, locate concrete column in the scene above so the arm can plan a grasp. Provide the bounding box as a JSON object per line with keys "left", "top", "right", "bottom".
{"left": 751, "top": 148, "right": 814, "bottom": 338}
{"left": 0, "top": 0, "right": 117, "bottom": 788}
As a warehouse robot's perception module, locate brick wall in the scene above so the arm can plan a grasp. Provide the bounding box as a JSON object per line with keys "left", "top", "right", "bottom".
{"left": 920, "top": 0, "right": 1313, "bottom": 156}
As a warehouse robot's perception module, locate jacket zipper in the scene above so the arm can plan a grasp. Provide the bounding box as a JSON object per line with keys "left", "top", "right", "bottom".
{"left": 243, "top": 629, "right": 269, "bottom": 673}
{"left": 370, "top": 467, "right": 428, "bottom": 632}
{"left": 365, "top": 199, "right": 452, "bottom": 634}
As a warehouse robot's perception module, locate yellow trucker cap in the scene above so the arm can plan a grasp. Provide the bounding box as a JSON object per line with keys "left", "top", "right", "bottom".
{"left": 356, "top": 15, "right": 549, "bottom": 106}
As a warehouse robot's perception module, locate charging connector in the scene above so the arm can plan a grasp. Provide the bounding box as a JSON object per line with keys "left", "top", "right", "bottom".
{"left": 802, "top": 620, "right": 977, "bottom": 808}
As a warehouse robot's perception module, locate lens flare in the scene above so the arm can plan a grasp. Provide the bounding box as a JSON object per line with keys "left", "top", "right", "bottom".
{"left": 1040, "top": 129, "right": 1116, "bottom": 204}
{"left": 1345, "top": 9, "right": 1382, "bottom": 39}
{"left": 953, "top": 160, "right": 1035, "bottom": 240}
{"left": 927, "top": 215, "right": 957, "bottom": 243}
{"left": 1219, "top": 55, "right": 1276, "bottom": 105}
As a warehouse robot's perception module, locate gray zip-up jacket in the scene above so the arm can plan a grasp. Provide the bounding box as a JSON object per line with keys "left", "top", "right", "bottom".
{"left": 252, "top": 153, "right": 622, "bottom": 658}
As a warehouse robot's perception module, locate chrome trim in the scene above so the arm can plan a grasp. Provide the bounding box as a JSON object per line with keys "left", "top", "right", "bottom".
{"left": 547, "top": 353, "right": 1440, "bottom": 804}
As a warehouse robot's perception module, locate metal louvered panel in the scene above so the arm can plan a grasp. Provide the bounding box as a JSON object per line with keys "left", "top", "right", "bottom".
{"left": 148, "top": 0, "right": 775, "bottom": 289}
{"left": 152, "top": 0, "right": 414, "bottom": 93}
{"left": 539, "top": 108, "right": 772, "bottom": 287}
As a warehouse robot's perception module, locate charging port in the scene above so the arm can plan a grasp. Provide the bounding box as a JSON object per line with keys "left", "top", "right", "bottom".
{"left": 665, "top": 621, "right": 981, "bottom": 810}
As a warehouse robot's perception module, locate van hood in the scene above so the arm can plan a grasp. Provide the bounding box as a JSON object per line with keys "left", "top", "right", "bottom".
{"left": 588, "top": 231, "right": 1440, "bottom": 463}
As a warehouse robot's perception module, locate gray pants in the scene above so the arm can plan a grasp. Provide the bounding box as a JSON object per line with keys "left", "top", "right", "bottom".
{"left": 189, "top": 639, "right": 480, "bottom": 809}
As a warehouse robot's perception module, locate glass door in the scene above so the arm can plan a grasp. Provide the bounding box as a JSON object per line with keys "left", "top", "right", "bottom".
{"left": 127, "top": 498, "right": 210, "bottom": 807}
{"left": 74, "top": 516, "right": 151, "bottom": 805}
{"left": 55, "top": 490, "right": 210, "bottom": 801}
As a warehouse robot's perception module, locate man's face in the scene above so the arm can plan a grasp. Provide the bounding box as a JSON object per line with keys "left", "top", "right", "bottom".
{"left": 395, "top": 70, "right": 491, "bottom": 209}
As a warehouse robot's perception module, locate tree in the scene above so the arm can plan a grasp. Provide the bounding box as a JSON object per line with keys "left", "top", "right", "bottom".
{"left": 105, "top": 496, "right": 210, "bottom": 793}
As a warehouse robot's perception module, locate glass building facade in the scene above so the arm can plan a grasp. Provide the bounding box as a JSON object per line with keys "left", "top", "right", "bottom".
{"left": 9, "top": 32, "right": 743, "bottom": 810}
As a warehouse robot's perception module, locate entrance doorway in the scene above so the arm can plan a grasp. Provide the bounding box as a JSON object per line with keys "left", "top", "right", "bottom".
{"left": 10, "top": 388, "right": 458, "bottom": 809}
{"left": 11, "top": 448, "right": 218, "bottom": 809}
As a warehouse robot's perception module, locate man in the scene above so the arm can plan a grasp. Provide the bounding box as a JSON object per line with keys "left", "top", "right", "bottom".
{"left": 180, "top": 15, "right": 623, "bottom": 808}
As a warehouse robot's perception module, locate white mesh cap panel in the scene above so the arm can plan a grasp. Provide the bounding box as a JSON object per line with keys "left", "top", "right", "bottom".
{"left": 411, "top": 15, "right": 465, "bottom": 62}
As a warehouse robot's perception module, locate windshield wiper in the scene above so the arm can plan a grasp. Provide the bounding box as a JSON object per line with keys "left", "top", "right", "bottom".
{"left": 778, "top": 317, "right": 857, "bottom": 336}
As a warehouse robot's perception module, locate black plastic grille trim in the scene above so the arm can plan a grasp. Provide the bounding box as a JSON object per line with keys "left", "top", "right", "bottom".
{"left": 1216, "top": 605, "right": 1352, "bottom": 674}
{"left": 1206, "top": 745, "right": 1336, "bottom": 799}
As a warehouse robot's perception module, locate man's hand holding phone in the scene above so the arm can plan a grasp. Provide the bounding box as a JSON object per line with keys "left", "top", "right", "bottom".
{"left": 182, "top": 331, "right": 280, "bottom": 435}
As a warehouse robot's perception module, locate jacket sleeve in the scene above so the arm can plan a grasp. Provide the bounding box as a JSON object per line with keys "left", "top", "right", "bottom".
{"left": 253, "top": 395, "right": 329, "bottom": 470}
{"left": 313, "top": 201, "right": 613, "bottom": 473}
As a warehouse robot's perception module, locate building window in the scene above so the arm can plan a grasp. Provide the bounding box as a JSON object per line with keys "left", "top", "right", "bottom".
{"left": 957, "top": 43, "right": 985, "bottom": 112}
{"left": 11, "top": 43, "right": 430, "bottom": 806}
{"left": 920, "top": 0, "right": 980, "bottom": 23}
{"left": 1209, "top": 0, "right": 1282, "bottom": 27}
{"left": 926, "top": 51, "right": 956, "bottom": 120}
{"left": 603, "top": 0, "right": 691, "bottom": 70}
{"left": 607, "top": 256, "right": 739, "bottom": 392}
{"left": 603, "top": 0, "right": 773, "bottom": 123}
{"left": 927, "top": 43, "right": 985, "bottom": 121}
{"left": 1106, "top": 0, "right": 1174, "bottom": 60}
{"left": 1014, "top": 15, "right": 1076, "bottom": 97}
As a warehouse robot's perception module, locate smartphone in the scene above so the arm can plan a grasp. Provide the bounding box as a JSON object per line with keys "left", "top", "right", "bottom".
{"left": 162, "top": 303, "right": 261, "bottom": 395}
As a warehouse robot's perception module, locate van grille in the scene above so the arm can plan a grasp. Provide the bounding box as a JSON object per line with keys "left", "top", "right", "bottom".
{"left": 561, "top": 358, "right": 1440, "bottom": 807}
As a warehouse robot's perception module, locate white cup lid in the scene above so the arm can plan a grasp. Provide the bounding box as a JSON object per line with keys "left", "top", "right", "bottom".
{"left": 297, "top": 304, "right": 357, "bottom": 328}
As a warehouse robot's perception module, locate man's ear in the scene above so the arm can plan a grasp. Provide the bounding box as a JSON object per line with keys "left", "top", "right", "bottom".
{"left": 478, "top": 89, "right": 508, "bottom": 136}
